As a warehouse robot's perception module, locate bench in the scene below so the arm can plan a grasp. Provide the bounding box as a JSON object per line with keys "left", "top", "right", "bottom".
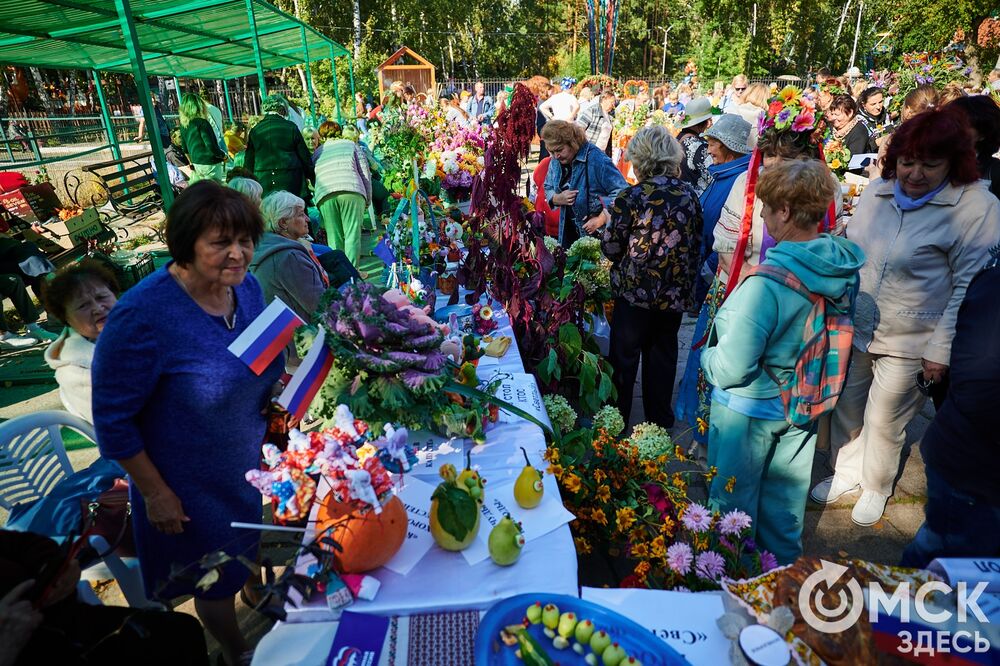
{"left": 77, "top": 151, "right": 162, "bottom": 222}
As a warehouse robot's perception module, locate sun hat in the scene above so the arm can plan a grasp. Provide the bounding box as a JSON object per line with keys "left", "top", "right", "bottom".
{"left": 702, "top": 114, "right": 752, "bottom": 155}
{"left": 678, "top": 97, "right": 714, "bottom": 129}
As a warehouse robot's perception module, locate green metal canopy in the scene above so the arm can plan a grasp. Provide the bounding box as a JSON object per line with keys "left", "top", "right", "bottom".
{"left": 0, "top": 0, "right": 349, "bottom": 80}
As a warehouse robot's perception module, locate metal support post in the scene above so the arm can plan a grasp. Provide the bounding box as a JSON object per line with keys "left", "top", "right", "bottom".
{"left": 0, "top": 122, "right": 14, "bottom": 162}
{"left": 114, "top": 0, "right": 174, "bottom": 209}
{"left": 244, "top": 0, "right": 268, "bottom": 98}
{"left": 223, "top": 79, "right": 234, "bottom": 122}
{"left": 300, "top": 26, "right": 316, "bottom": 123}
{"left": 92, "top": 70, "right": 122, "bottom": 162}
{"left": 330, "top": 46, "right": 342, "bottom": 122}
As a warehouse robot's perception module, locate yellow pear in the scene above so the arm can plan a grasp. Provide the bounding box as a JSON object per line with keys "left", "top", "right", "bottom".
{"left": 514, "top": 447, "right": 544, "bottom": 509}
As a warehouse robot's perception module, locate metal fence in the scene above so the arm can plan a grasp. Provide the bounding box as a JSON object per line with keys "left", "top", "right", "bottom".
{"left": 436, "top": 75, "right": 806, "bottom": 99}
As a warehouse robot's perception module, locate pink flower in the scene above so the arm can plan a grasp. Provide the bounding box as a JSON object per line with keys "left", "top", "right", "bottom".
{"left": 717, "top": 510, "right": 752, "bottom": 536}
{"left": 666, "top": 543, "right": 694, "bottom": 575}
{"left": 643, "top": 483, "right": 673, "bottom": 518}
{"left": 680, "top": 503, "right": 712, "bottom": 533}
{"left": 791, "top": 111, "right": 816, "bottom": 132}
{"left": 695, "top": 550, "right": 726, "bottom": 580}
{"left": 760, "top": 550, "right": 778, "bottom": 572}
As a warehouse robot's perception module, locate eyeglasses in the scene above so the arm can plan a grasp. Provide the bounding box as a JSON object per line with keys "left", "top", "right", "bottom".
{"left": 735, "top": 87, "right": 748, "bottom": 92}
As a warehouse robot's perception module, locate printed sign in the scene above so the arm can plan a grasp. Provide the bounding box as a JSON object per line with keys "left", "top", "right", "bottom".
{"left": 493, "top": 372, "right": 552, "bottom": 432}
{"left": 383, "top": 476, "right": 437, "bottom": 576}
{"left": 326, "top": 610, "right": 389, "bottom": 666}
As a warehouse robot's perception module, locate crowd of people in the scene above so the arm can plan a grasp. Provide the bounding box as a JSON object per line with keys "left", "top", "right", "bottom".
{"left": 2, "top": 62, "right": 1000, "bottom": 664}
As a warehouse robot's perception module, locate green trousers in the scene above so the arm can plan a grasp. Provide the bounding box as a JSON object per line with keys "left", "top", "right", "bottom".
{"left": 707, "top": 400, "right": 816, "bottom": 565}
{"left": 318, "top": 192, "right": 366, "bottom": 268}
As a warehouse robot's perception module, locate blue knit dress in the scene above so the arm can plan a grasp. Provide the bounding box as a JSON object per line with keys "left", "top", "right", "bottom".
{"left": 93, "top": 266, "right": 282, "bottom": 601}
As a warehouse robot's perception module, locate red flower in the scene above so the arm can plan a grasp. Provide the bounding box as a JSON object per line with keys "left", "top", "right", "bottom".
{"left": 643, "top": 483, "right": 673, "bottom": 519}
{"left": 618, "top": 574, "right": 645, "bottom": 588}
{"left": 767, "top": 100, "right": 785, "bottom": 116}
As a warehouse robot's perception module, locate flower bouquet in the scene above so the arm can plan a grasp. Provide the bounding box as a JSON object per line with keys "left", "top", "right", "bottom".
{"left": 544, "top": 406, "right": 769, "bottom": 590}
{"left": 564, "top": 237, "right": 613, "bottom": 314}
{"left": 760, "top": 86, "right": 826, "bottom": 144}
{"left": 425, "top": 124, "right": 488, "bottom": 204}
{"left": 823, "top": 138, "right": 851, "bottom": 177}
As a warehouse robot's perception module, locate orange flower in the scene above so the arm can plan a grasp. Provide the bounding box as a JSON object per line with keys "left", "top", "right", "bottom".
{"left": 634, "top": 560, "right": 651, "bottom": 580}
{"left": 563, "top": 473, "right": 582, "bottom": 494}
{"left": 596, "top": 485, "right": 611, "bottom": 504}
{"left": 650, "top": 535, "right": 667, "bottom": 559}
{"left": 616, "top": 507, "right": 637, "bottom": 532}
{"left": 660, "top": 515, "right": 675, "bottom": 537}
{"left": 705, "top": 465, "right": 718, "bottom": 483}
{"left": 548, "top": 463, "right": 564, "bottom": 479}
{"left": 631, "top": 542, "right": 649, "bottom": 558}
{"left": 593, "top": 469, "right": 606, "bottom": 484}
{"left": 725, "top": 476, "right": 737, "bottom": 493}
{"left": 591, "top": 507, "right": 608, "bottom": 526}
{"left": 767, "top": 100, "right": 785, "bottom": 116}
{"left": 696, "top": 417, "right": 708, "bottom": 435}
{"left": 574, "top": 536, "right": 592, "bottom": 555}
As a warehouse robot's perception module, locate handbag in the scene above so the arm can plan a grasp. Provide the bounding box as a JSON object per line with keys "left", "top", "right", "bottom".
{"left": 80, "top": 477, "right": 135, "bottom": 559}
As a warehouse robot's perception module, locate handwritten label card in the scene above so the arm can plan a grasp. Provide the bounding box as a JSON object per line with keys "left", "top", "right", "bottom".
{"left": 383, "top": 476, "right": 437, "bottom": 576}
{"left": 581, "top": 587, "right": 730, "bottom": 666}
{"left": 493, "top": 373, "right": 552, "bottom": 432}
{"left": 411, "top": 432, "right": 465, "bottom": 481}
{"left": 461, "top": 476, "right": 575, "bottom": 565}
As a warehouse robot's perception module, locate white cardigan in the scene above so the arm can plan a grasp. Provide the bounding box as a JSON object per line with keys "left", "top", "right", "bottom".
{"left": 44, "top": 328, "right": 95, "bottom": 423}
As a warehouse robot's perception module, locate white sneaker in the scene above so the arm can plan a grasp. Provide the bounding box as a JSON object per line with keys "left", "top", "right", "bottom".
{"left": 809, "top": 475, "right": 861, "bottom": 504}
{"left": 851, "top": 490, "right": 890, "bottom": 526}
{"left": 0, "top": 332, "right": 39, "bottom": 349}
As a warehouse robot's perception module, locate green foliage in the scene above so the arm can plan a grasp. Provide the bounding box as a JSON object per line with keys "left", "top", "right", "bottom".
{"left": 431, "top": 483, "right": 479, "bottom": 541}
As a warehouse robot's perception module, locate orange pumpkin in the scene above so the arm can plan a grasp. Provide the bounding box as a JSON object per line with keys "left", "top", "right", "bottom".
{"left": 315, "top": 495, "right": 408, "bottom": 573}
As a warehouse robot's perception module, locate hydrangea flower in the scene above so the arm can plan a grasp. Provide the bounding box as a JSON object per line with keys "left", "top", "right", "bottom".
{"left": 629, "top": 422, "right": 672, "bottom": 460}
{"left": 680, "top": 503, "right": 712, "bottom": 533}
{"left": 695, "top": 550, "right": 726, "bottom": 581}
{"left": 592, "top": 405, "right": 625, "bottom": 437}
{"left": 666, "top": 542, "right": 694, "bottom": 575}
{"left": 717, "top": 509, "right": 752, "bottom": 536}
{"left": 543, "top": 394, "right": 578, "bottom": 435}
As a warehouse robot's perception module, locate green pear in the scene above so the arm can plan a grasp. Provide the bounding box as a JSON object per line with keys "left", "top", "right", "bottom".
{"left": 525, "top": 601, "right": 543, "bottom": 624}
{"left": 590, "top": 630, "right": 612, "bottom": 655}
{"left": 602, "top": 643, "right": 627, "bottom": 666}
{"left": 488, "top": 515, "right": 525, "bottom": 566}
{"left": 557, "top": 611, "right": 578, "bottom": 638}
{"left": 542, "top": 603, "right": 560, "bottom": 629}
{"left": 514, "top": 447, "right": 544, "bottom": 509}
{"left": 574, "top": 619, "right": 596, "bottom": 645}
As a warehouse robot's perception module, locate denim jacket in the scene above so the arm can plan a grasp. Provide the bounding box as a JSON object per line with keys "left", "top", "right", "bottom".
{"left": 543, "top": 142, "right": 628, "bottom": 245}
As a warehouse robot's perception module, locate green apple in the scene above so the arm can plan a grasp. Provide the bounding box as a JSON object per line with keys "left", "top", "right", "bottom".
{"left": 574, "top": 619, "right": 596, "bottom": 644}
{"left": 590, "top": 630, "right": 612, "bottom": 655}
{"left": 602, "top": 642, "right": 627, "bottom": 666}
{"left": 525, "top": 602, "right": 543, "bottom": 624}
{"left": 557, "top": 611, "right": 578, "bottom": 638}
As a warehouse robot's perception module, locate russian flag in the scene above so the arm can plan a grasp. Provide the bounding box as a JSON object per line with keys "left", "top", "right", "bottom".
{"left": 277, "top": 327, "right": 334, "bottom": 420}
{"left": 228, "top": 297, "right": 305, "bottom": 375}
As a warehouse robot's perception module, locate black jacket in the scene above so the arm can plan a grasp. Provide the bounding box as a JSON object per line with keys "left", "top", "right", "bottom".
{"left": 921, "top": 256, "right": 1000, "bottom": 505}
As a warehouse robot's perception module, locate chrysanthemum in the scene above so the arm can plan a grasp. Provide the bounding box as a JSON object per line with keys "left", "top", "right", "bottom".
{"left": 680, "top": 503, "right": 712, "bottom": 533}
{"left": 695, "top": 550, "right": 726, "bottom": 580}
{"left": 717, "top": 510, "right": 752, "bottom": 536}
{"left": 760, "top": 550, "right": 779, "bottom": 572}
{"left": 666, "top": 542, "right": 694, "bottom": 575}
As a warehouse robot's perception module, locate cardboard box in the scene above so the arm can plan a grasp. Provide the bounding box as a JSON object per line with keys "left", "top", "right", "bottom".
{"left": 21, "top": 207, "right": 104, "bottom": 252}
{"left": 0, "top": 182, "right": 62, "bottom": 224}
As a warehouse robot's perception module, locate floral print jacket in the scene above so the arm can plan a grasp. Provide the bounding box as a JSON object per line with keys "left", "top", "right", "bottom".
{"left": 602, "top": 175, "right": 704, "bottom": 312}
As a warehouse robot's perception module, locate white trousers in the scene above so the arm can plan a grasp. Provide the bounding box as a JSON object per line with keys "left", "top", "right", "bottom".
{"left": 830, "top": 350, "right": 927, "bottom": 496}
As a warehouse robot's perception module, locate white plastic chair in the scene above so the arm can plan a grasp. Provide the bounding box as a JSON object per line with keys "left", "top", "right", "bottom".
{"left": 0, "top": 411, "right": 160, "bottom": 608}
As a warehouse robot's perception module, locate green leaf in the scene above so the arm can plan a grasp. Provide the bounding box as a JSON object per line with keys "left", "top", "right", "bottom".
{"left": 598, "top": 372, "right": 613, "bottom": 402}
{"left": 579, "top": 360, "right": 597, "bottom": 397}
{"left": 557, "top": 323, "right": 583, "bottom": 359}
{"left": 433, "top": 484, "right": 479, "bottom": 542}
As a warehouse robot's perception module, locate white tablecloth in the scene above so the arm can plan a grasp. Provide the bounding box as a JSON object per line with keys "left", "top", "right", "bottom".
{"left": 280, "top": 310, "right": 578, "bottom": 623}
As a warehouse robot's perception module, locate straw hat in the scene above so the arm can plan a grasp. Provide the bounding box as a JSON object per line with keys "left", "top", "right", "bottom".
{"left": 702, "top": 114, "right": 752, "bottom": 155}
{"left": 678, "top": 97, "right": 714, "bottom": 129}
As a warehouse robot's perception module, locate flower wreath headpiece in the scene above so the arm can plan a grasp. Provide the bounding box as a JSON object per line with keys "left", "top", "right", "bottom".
{"left": 758, "top": 85, "right": 829, "bottom": 145}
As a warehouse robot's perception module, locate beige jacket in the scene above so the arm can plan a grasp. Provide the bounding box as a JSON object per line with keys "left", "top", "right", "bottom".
{"left": 847, "top": 178, "right": 1000, "bottom": 365}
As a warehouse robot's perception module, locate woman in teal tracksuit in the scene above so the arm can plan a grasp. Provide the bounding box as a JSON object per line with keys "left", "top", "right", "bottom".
{"left": 701, "top": 159, "right": 865, "bottom": 564}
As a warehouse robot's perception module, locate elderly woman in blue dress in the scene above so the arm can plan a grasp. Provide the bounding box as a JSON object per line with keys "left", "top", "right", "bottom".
{"left": 93, "top": 181, "right": 283, "bottom": 666}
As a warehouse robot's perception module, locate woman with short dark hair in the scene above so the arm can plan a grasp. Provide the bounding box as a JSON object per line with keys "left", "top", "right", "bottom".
{"left": 42, "top": 260, "right": 119, "bottom": 423}
{"left": 92, "top": 181, "right": 282, "bottom": 666}
{"left": 813, "top": 108, "right": 1000, "bottom": 527}
{"left": 857, "top": 86, "right": 889, "bottom": 137}
{"left": 826, "top": 93, "right": 875, "bottom": 161}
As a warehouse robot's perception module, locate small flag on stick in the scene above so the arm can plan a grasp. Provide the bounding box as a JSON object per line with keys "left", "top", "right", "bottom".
{"left": 227, "top": 298, "right": 304, "bottom": 375}
{"left": 277, "top": 327, "right": 334, "bottom": 420}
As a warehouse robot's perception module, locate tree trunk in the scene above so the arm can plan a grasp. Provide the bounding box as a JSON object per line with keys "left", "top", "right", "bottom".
{"left": 29, "top": 68, "right": 51, "bottom": 112}
{"left": 352, "top": 0, "right": 362, "bottom": 59}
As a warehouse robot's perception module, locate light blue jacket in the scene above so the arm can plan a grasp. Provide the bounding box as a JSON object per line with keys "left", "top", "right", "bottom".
{"left": 700, "top": 154, "right": 751, "bottom": 256}
{"left": 702, "top": 235, "right": 865, "bottom": 399}
{"left": 543, "top": 142, "right": 628, "bottom": 245}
